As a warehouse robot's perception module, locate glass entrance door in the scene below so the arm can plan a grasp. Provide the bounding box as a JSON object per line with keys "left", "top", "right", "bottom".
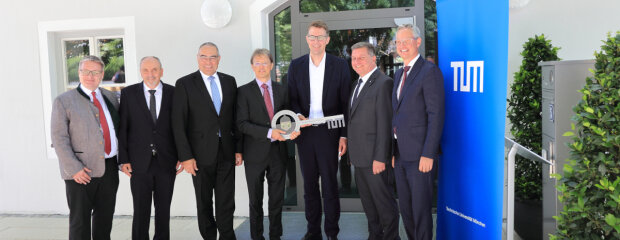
{"left": 297, "top": 22, "right": 403, "bottom": 211}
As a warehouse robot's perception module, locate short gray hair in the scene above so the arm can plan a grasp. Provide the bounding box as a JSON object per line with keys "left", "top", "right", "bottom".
{"left": 140, "top": 56, "right": 162, "bottom": 68}
{"left": 250, "top": 48, "right": 274, "bottom": 64}
{"left": 351, "top": 42, "right": 375, "bottom": 57}
{"left": 397, "top": 24, "right": 421, "bottom": 39}
{"left": 198, "top": 42, "right": 220, "bottom": 56}
{"left": 78, "top": 55, "right": 105, "bottom": 70}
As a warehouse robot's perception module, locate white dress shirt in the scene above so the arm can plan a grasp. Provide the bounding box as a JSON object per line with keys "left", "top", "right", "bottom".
{"left": 308, "top": 53, "right": 326, "bottom": 119}
{"left": 396, "top": 54, "right": 420, "bottom": 100}
{"left": 256, "top": 79, "right": 276, "bottom": 141}
{"left": 199, "top": 71, "right": 223, "bottom": 103}
{"left": 80, "top": 84, "right": 118, "bottom": 158}
{"left": 143, "top": 81, "right": 163, "bottom": 118}
{"left": 351, "top": 67, "right": 378, "bottom": 106}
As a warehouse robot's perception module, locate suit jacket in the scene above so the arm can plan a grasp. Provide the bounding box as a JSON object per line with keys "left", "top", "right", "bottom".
{"left": 51, "top": 86, "right": 120, "bottom": 180}
{"left": 118, "top": 82, "right": 177, "bottom": 174}
{"left": 172, "top": 71, "right": 241, "bottom": 165}
{"left": 392, "top": 57, "right": 445, "bottom": 161}
{"left": 236, "top": 80, "right": 288, "bottom": 163}
{"left": 347, "top": 69, "right": 393, "bottom": 168}
{"left": 287, "top": 53, "right": 351, "bottom": 140}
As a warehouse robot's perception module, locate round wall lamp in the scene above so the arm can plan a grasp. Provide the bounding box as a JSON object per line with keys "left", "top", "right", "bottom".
{"left": 200, "top": 0, "right": 232, "bottom": 28}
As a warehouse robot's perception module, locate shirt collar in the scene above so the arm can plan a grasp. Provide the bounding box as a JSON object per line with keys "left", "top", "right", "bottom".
{"left": 79, "top": 84, "right": 101, "bottom": 99}
{"left": 309, "top": 52, "right": 327, "bottom": 68}
{"left": 359, "top": 67, "right": 378, "bottom": 83}
{"left": 406, "top": 54, "right": 421, "bottom": 70}
{"left": 255, "top": 78, "right": 272, "bottom": 88}
{"left": 199, "top": 71, "right": 218, "bottom": 81}
{"left": 143, "top": 81, "right": 163, "bottom": 93}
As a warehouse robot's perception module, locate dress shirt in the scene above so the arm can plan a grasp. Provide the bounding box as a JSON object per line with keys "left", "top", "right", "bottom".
{"left": 396, "top": 54, "right": 420, "bottom": 100}
{"left": 308, "top": 53, "right": 326, "bottom": 119}
{"left": 80, "top": 84, "right": 118, "bottom": 158}
{"left": 351, "top": 67, "right": 378, "bottom": 105}
{"left": 143, "top": 81, "right": 163, "bottom": 118}
{"left": 199, "top": 71, "right": 223, "bottom": 103}
{"left": 256, "top": 79, "right": 276, "bottom": 141}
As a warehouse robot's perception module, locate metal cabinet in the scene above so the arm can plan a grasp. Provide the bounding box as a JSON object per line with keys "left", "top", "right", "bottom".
{"left": 539, "top": 60, "right": 594, "bottom": 239}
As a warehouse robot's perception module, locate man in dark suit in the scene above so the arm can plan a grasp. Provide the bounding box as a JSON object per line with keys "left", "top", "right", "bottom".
{"left": 236, "top": 49, "right": 299, "bottom": 240}
{"left": 118, "top": 56, "right": 181, "bottom": 240}
{"left": 51, "top": 55, "right": 120, "bottom": 240}
{"left": 172, "top": 42, "right": 242, "bottom": 240}
{"left": 287, "top": 20, "right": 351, "bottom": 240}
{"left": 392, "top": 24, "right": 445, "bottom": 240}
{"left": 347, "top": 42, "right": 399, "bottom": 240}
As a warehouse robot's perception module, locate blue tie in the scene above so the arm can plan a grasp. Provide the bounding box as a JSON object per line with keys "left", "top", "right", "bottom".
{"left": 209, "top": 76, "right": 221, "bottom": 115}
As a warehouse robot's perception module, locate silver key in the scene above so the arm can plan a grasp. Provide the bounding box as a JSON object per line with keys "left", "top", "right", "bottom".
{"left": 299, "top": 114, "right": 345, "bottom": 129}
{"left": 271, "top": 110, "right": 346, "bottom": 139}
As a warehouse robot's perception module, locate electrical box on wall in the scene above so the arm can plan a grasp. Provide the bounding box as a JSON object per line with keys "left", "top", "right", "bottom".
{"left": 539, "top": 60, "right": 594, "bottom": 240}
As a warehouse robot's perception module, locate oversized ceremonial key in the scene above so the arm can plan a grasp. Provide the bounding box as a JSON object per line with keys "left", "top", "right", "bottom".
{"left": 271, "top": 110, "right": 346, "bottom": 139}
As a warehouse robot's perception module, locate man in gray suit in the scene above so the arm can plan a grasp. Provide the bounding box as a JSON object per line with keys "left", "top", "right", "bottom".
{"left": 346, "top": 42, "right": 400, "bottom": 240}
{"left": 51, "top": 55, "right": 120, "bottom": 240}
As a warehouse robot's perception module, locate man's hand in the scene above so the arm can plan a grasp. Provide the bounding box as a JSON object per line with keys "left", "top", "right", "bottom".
{"left": 298, "top": 115, "right": 311, "bottom": 128}
{"left": 372, "top": 160, "right": 385, "bottom": 175}
{"left": 271, "top": 129, "right": 286, "bottom": 141}
{"left": 183, "top": 159, "right": 199, "bottom": 176}
{"left": 175, "top": 161, "right": 183, "bottom": 175}
{"left": 121, "top": 163, "right": 132, "bottom": 177}
{"left": 392, "top": 156, "right": 395, "bottom": 168}
{"left": 72, "top": 167, "right": 92, "bottom": 185}
{"left": 235, "top": 153, "right": 243, "bottom": 166}
{"left": 338, "top": 138, "right": 347, "bottom": 156}
{"left": 289, "top": 131, "right": 300, "bottom": 140}
{"left": 419, "top": 156, "right": 434, "bottom": 173}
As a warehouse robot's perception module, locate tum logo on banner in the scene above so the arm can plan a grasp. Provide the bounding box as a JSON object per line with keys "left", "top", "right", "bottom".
{"left": 451, "top": 61, "right": 484, "bottom": 93}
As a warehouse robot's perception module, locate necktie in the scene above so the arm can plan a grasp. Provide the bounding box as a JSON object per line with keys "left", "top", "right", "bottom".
{"left": 91, "top": 91, "right": 111, "bottom": 155}
{"left": 262, "top": 83, "right": 274, "bottom": 121}
{"left": 209, "top": 76, "right": 221, "bottom": 115}
{"left": 398, "top": 66, "right": 412, "bottom": 99}
{"left": 148, "top": 90, "right": 157, "bottom": 124}
{"left": 351, "top": 78, "right": 363, "bottom": 107}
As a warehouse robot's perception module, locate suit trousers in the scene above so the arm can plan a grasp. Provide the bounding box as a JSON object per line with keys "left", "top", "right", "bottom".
{"left": 393, "top": 142, "right": 435, "bottom": 240}
{"left": 192, "top": 140, "right": 236, "bottom": 240}
{"left": 244, "top": 143, "right": 286, "bottom": 240}
{"left": 130, "top": 155, "right": 176, "bottom": 240}
{"left": 65, "top": 156, "right": 119, "bottom": 240}
{"left": 296, "top": 125, "right": 340, "bottom": 237}
{"left": 355, "top": 167, "right": 400, "bottom": 240}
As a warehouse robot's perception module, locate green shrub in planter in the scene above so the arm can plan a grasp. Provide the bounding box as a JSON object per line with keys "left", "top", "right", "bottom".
{"left": 552, "top": 31, "right": 620, "bottom": 239}
{"left": 507, "top": 34, "right": 560, "bottom": 201}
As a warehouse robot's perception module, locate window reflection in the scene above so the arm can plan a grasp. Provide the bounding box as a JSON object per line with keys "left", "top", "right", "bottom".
{"left": 300, "top": 0, "right": 414, "bottom": 13}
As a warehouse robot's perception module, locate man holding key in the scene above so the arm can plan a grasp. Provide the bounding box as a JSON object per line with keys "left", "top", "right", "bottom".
{"left": 287, "top": 20, "right": 351, "bottom": 240}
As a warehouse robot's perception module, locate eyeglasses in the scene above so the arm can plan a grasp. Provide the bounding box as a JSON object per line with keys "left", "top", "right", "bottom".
{"left": 79, "top": 70, "right": 103, "bottom": 76}
{"left": 393, "top": 38, "right": 417, "bottom": 46}
{"left": 198, "top": 55, "right": 219, "bottom": 61}
{"left": 252, "top": 62, "right": 271, "bottom": 67}
{"left": 306, "top": 35, "right": 328, "bottom": 41}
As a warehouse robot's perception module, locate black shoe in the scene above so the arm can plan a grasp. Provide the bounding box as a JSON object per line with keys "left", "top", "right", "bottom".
{"left": 301, "top": 232, "right": 322, "bottom": 240}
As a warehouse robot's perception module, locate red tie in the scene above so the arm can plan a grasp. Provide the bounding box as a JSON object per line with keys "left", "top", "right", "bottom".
{"left": 398, "top": 66, "right": 412, "bottom": 98}
{"left": 92, "top": 91, "right": 111, "bottom": 155}
{"left": 262, "top": 84, "right": 274, "bottom": 121}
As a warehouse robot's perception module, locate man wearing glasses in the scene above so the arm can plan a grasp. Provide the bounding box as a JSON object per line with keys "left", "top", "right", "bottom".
{"left": 172, "top": 42, "right": 242, "bottom": 239}
{"left": 287, "top": 20, "right": 351, "bottom": 240}
{"left": 51, "top": 55, "right": 120, "bottom": 239}
{"left": 391, "top": 24, "right": 445, "bottom": 240}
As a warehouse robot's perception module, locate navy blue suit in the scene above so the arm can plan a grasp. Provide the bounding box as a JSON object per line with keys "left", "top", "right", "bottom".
{"left": 287, "top": 54, "right": 351, "bottom": 238}
{"left": 392, "top": 57, "right": 444, "bottom": 240}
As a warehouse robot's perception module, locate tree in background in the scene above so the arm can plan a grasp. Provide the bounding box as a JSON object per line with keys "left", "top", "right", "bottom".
{"left": 507, "top": 34, "right": 560, "bottom": 201}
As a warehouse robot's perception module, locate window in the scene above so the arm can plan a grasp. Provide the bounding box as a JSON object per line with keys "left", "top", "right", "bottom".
{"left": 62, "top": 36, "right": 125, "bottom": 90}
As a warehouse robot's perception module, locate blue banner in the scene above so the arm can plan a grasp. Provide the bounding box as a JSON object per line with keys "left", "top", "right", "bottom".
{"left": 435, "top": 0, "right": 508, "bottom": 239}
